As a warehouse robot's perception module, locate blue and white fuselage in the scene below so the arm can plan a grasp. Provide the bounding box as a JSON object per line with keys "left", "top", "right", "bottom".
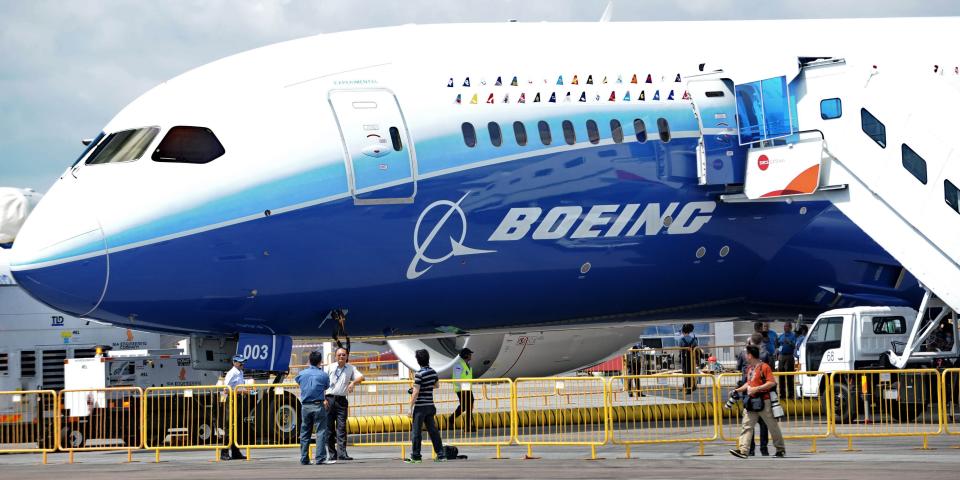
{"left": 13, "top": 18, "right": 949, "bottom": 340}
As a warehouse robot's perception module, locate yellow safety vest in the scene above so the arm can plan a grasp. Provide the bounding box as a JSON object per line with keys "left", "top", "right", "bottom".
{"left": 453, "top": 357, "right": 472, "bottom": 392}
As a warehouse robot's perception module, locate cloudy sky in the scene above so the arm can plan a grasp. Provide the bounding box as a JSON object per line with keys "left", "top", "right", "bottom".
{"left": 2, "top": 0, "right": 958, "bottom": 192}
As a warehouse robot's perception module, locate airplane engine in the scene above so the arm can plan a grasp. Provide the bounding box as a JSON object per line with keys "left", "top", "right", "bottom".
{"left": 386, "top": 325, "right": 648, "bottom": 378}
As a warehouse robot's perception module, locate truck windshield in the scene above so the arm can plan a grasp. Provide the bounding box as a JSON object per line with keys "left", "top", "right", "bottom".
{"left": 808, "top": 316, "right": 844, "bottom": 343}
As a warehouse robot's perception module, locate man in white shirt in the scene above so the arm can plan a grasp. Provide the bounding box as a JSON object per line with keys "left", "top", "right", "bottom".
{"left": 221, "top": 355, "right": 247, "bottom": 460}
{"left": 324, "top": 348, "right": 363, "bottom": 461}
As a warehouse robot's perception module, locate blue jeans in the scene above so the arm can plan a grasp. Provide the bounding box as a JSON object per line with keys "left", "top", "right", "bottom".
{"left": 410, "top": 405, "right": 443, "bottom": 460}
{"left": 300, "top": 402, "right": 329, "bottom": 463}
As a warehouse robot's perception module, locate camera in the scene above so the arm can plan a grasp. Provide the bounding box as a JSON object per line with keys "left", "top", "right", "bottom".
{"left": 724, "top": 390, "right": 741, "bottom": 409}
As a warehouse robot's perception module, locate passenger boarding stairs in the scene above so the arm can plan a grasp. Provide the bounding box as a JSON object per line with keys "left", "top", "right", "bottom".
{"left": 691, "top": 58, "right": 960, "bottom": 368}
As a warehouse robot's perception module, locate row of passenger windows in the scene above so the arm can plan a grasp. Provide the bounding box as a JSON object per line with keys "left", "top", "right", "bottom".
{"left": 461, "top": 117, "right": 671, "bottom": 149}
{"left": 851, "top": 103, "right": 960, "bottom": 215}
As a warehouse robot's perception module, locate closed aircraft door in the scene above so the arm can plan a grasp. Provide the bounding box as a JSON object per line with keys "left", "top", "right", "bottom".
{"left": 688, "top": 78, "right": 747, "bottom": 185}
{"left": 328, "top": 89, "right": 417, "bottom": 204}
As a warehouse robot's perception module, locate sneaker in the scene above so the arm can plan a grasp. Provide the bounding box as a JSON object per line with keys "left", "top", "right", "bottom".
{"left": 729, "top": 449, "right": 748, "bottom": 459}
{"left": 318, "top": 459, "right": 336, "bottom": 465}
{"left": 748, "top": 450, "right": 755, "bottom": 457}
{"left": 404, "top": 458, "right": 422, "bottom": 464}
{"left": 434, "top": 457, "right": 447, "bottom": 463}
{"left": 222, "top": 452, "right": 233, "bottom": 461}
{"left": 760, "top": 448, "right": 769, "bottom": 457}
{"left": 774, "top": 451, "right": 786, "bottom": 458}
{"left": 300, "top": 459, "right": 310, "bottom": 465}
{"left": 339, "top": 455, "right": 354, "bottom": 461}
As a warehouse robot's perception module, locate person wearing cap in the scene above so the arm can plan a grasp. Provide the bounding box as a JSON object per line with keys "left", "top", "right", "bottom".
{"left": 449, "top": 348, "right": 475, "bottom": 432}
{"left": 324, "top": 347, "right": 363, "bottom": 461}
{"left": 221, "top": 355, "right": 247, "bottom": 460}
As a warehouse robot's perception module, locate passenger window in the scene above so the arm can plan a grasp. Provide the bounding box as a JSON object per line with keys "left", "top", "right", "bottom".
{"left": 462, "top": 122, "right": 477, "bottom": 148}
{"left": 87, "top": 127, "right": 160, "bottom": 165}
{"left": 538, "top": 121, "right": 552, "bottom": 145}
{"left": 901, "top": 144, "right": 928, "bottom": 184}
{"left": 633, "top": 119, "right": 647, "bottom": 143}
{"left": 871, "top": 316, "right": 906, "bottom": 335}
{"left": 945, "top": 179, "right": 960, "bottom": 214}
{"left": 389, "top": 127, "right": 403, "bottom": 151}
{"left": 513, "top": 121, "right": 527, "bottom": 146}
{"left": 861, "top": 108, "right": 886, "bottom": 148}
{"left": 820, "top": 98, "right": 842, "bottom": 120}
{"left": 562, "top": 120, "right": 576, "bottom": 145}
{"left": 152, "top": 126, "right": 225, "bottom": 164}
{"left": 610, "top": 119, "right": 624, "bottom": 144}
{"left": 488, "top": 121, "right": 503, "bottom": 147}
{"left": 657, "top": 118, "right": 671, "bottom": 143}
{"left": 586, "top": 120, "right": 600, "bottom": 145}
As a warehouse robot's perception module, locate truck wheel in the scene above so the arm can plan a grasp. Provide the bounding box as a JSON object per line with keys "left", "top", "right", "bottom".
{"left": 61, "top": 426, "right": 85, "bottom": 449}
{"left": 828, "top": 382, "right": 855, "bottom": 424}
{"left": 273, "top": 395, "right": 300, "bottom": 444}
{"left": 891, "top": 401, "right": 925, "bottom": 422}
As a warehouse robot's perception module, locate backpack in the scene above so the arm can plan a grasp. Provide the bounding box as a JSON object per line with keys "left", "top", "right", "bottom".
{"left": 443, "top": 445, "right": 467, "bottom": 460}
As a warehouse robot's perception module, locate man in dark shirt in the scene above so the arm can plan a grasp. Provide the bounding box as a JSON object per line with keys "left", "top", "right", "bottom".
{"left": 404, "top": 349, "right": 444, "bottom": 463}
{"left": 295, "top": 351, "right": 332, "bottom": 465}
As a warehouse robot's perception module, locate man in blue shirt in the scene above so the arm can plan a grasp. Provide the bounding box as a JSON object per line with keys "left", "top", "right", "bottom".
{"left": 295, "top": 351, "right": 332, "bottom": 465}
{"left": 777, "top": 322, "right": 798, "bottom": 399}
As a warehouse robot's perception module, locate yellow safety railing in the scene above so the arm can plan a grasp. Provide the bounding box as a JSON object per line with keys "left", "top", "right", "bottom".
{"left": 435, "top": 379, "right": 514, "bottom": 459}
{"left": 0, "top": 390, "right": 58, "bottom": 464}
{"left": 830, "top": 369, "right": 943, "bottom": 450}
{"left": 58, "top": 387, "right": 143, "bottom": 463}
{"left": 233, "top": 383, "right": 302, "bottom": 458}
{"left": 622, "top": 348, "right": 696, "bottom": 386}
{"left": 944, "top": 368, "right": 960, "bottom": 436}
{"left": 513, "top": 377, "right": 608, "bottom": 459}
{"left": 143, "top": 385, "right": 232, "bottom": 462}
{"left": 608, "top": 374, "right": 717, "bottom": 457}
{"left": 717, "top": 372, "right": 831, "bottom": 453}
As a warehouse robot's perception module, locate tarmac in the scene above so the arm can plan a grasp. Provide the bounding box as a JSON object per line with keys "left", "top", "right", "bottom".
{"left": 1, "top": 437, "right": 959, "bottom": 480}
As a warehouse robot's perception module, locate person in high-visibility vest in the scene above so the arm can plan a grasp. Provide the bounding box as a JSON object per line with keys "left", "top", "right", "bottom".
{"left": 449, "top": 348, "right": 475, "bottom": 431}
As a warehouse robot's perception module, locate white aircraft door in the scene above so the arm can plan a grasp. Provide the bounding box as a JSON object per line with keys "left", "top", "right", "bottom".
{"left": 328, "top": 89, "right": 417, "bottom": 204}
{"left": 688, "top": 79, "right": 747, "bottom": 185}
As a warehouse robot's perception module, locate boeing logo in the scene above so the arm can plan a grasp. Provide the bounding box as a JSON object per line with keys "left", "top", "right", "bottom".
{"left": 408, "top": 198, "right": 717, "bottom": 279}
{"left": 488, "top": 201, "right": 717, "bottom": 241}
{"left": 407, "top": 192, "right": 496, "bottom": 280}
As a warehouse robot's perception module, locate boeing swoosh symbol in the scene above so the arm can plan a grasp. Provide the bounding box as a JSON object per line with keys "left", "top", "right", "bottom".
{"left": 406, "top": 191, "right": 495, "bottom": 280}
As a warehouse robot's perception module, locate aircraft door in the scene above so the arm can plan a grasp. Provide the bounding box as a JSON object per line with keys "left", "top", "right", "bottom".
{"left": 688, "top": 79, "right": 747, "bottom": 185}
{"left": 329, "top": 89, "right": 417, "bottom": 204}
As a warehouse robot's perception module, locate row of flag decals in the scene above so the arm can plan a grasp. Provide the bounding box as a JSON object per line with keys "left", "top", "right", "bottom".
{"left": 448, "top": 74, "right": 683, "bottom": 88}
{"left": 454, "top": 90, "right": 693, "bottom": 104}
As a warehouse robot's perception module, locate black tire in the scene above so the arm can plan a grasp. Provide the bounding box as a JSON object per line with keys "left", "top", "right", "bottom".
{"left": 61, "top": 426, "right": 85, "bottom": 449}
{"left": 271, "top": 394, "right": 300, "bottom": 445}
{"left": 891, "top": 401, "right": 925, "bottom": 422}
{"left": 828, "top": 381, "right": 855, "bottom": 424}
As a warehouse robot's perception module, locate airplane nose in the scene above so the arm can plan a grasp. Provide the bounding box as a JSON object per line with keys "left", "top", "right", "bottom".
{"left": 9, "top": 178, "right": 108, "bottom": 316}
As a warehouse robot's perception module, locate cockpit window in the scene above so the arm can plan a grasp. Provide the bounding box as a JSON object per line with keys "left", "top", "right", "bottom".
{"left": 152, "top": 126, "right": 225, "bottom": 164}
{"left": 72, "top": 132, "right": 105, "bottom": 167}
{"left": 86, "top": 128, "right": 159, "bottom": 165}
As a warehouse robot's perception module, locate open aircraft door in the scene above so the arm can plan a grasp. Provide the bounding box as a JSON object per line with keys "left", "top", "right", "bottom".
{"left": 329, "top": 89, "right": 417, "bottom": 205}
{"left": 688, "top": 78, "right": 747, "bottom": 186}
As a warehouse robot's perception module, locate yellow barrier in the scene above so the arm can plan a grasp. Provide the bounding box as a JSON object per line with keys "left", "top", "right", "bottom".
{"left": 944, "top": 368, "right": 960, "bottom": 436}
{"left": 233, "top": 383, "right": 302, "bottom": 458}
{"left": 58, "top": 387, "right": 142, "bottom": 463}
{"left": 717, "top": 372, "right": 830, "bottom": 452}
{"left": 435, "top": 379, "right": 514, "bottom": 458}
{"left": 608, "top": 374, "right": 717, "bottom": 457}
{"left": 514, "top": 377, "right": 608, "bottom": 459}
{"left": 830, "top": 369, "right": 942, "bottom": 450}
{"left": 0, "top": 390, "right": 57, "bottom": 464}
{"left": 143, "top": 385, "right": 232, "bottom": 462}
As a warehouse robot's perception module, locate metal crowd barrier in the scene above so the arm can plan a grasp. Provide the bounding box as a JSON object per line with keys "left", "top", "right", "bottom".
{"left": 58, "top": 387, "right": 142, "bottom": 463}
{"left": 608, "top": 374, "right": 717, "bottom": 457}
{"left": 144, "top": 385, "right": 232, "bottom": 462}
{"left": 0, "top": 390, "right": 57, "bottom": 464}
{"left": 513, "top": 377, "right": 608, "bottom": 459}
{"left": 435, "top": 379, "right": 514, "bottom": 458}
{"left": 233, "top": 383, "right": 302, "bottom": 459}
{"left": 717, "top": 372, "right": 831, "bottom": 453}
{"left": 944, "top": 368, "right": 960, "bottom": 437}
{"left": 830, "top": 369, "right": 942, "bottom": 450}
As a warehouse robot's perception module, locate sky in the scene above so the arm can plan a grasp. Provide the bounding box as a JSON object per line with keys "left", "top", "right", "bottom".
{"left": 2, "top": 0, "right": 958, "bottom": 193}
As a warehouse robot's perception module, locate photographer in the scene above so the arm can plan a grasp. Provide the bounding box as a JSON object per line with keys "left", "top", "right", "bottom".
{"left": 729, "top": 345, "right": 786, "bottom": 459}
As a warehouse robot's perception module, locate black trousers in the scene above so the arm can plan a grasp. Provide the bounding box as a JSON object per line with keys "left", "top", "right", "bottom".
{"left": 411, "top": 405, "right": 443, "bottom": 460}
{"left": 325, "top": 395, "right": 349, "bottom": 457}
{"left": 778, "top": 354, "right": 796, "bottom": 399}
{"left": 450, "top": 390, "right": 474, "bottom": 428}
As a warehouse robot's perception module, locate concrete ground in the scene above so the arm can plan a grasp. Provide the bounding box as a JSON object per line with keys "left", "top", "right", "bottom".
{"left": 1, "top": 436, "right": 959, "bottom": 479}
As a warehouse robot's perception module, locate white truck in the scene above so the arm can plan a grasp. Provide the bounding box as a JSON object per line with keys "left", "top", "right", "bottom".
{"left": 798, "top": 306, "right": 958, "bottom": 422}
